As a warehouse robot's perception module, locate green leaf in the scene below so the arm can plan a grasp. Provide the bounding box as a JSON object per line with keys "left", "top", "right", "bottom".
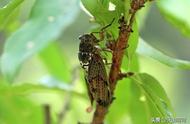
{"left": 80, "top": 0, "right": 111, "bottom": 23}
{"left": 127, "top": 21, "right": 139, "bottom": 60}
{"left": 81, "top": 0, "right": 139, "bottom": 71}
{"left": 157, "top": 0, "right": 190, "bottom": 37}
{"left": 80, "top": 0, "right": 130, "bottom": 39}
{"left": 39, "top": 42, "right": 71, "bottom": 83}
{"left": 129, "top": 82, "right": 151, "bottom": 124}
{"left": 0, "top": 85, "right": 43, "bottom": 124}
{"left": 1, "top": 0, "right": 79, "bottom": 82}
{"left": 107, "top": 78, "right": 131, "bottom": 124}
{"left": 107, "top": 55, "right": 139, "bottom": 123}
{"left": 121, "top": 21, "right": 139, "bottom": 71}
{"left": 137, "top": 38, "right": 190, "bottom": 69}
{"left": 136, "top": 3, "right": 151, "bottom": 29}
{"left": 130, "top": 73, "right": 174, "bottom": 124}
{"left": 110, "top": 0, "right": 125, "bottom": 15}
{"left": 0, "top": 0, "right": 24, "bottom": 26}
{"left": 121, "top": 53, "right": 139, "bottom": 75}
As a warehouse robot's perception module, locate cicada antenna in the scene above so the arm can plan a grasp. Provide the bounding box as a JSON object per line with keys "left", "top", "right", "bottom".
{"left": 100, "top": 18, "right": 115, "bottom": 32}
{"left": 91, "top": 18, "right": 115, "bottom": 41}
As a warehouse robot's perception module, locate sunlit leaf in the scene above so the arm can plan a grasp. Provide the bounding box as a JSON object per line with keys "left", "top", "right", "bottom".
{"left": 157, "top": 0, "right": 190, "bottom": 37}
{"left": 137, "top": 38, "right": 190, "bottom": 69}
{"left": 1, "top": 0, "right": 79, "bottom": 82}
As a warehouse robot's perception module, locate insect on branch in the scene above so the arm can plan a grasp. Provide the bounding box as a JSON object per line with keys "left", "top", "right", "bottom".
{"left": 78, "top": 1, "right": 155, "bottom": 124}
{"left": 92, "top": 0, "right": 155, "bottom": 124}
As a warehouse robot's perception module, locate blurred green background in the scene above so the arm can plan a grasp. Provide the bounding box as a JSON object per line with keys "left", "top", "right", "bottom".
{"left": 0, "top": 0, "right": 190, "bottom": 124}
{"left": 140, "top": 4, "right": 190, "bottom": 119}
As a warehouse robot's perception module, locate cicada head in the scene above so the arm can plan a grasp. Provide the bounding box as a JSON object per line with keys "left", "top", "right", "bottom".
{"left": 78, "top": 34, "right": 99, "bottom": 65}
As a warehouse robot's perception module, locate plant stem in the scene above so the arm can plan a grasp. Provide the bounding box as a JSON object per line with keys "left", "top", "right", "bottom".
{"left": 91, "top": 0, "right": 154, "bottom": 124}
{"left": 57, "top": 66, "right": 79, "bottom": 124}
{"left": 44, "top": 104, "right": 51, "bottom": 124}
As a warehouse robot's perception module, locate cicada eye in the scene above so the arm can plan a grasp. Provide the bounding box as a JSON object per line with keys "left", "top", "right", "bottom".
{"left": 79, "top": 35, "right": 83, "bottom": 40}
{"left": 78, "top": 52, "right": 83, "bottom": 61}
{"left": 78, "top": 52, "right": 91, "bottom": 63}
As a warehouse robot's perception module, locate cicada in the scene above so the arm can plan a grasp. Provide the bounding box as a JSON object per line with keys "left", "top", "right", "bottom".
{"left": 78, "top": 34, "right": 112, "bottom": 107}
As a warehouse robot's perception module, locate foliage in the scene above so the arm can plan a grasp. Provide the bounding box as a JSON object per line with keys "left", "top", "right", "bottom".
{"left": 0, "top": 0, "right": 190, "bottom": 124}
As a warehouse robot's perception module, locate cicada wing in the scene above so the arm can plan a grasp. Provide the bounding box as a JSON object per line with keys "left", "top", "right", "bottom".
{"left": 84, "top": 76, "right": 94, "bottom": 106}
{"left": 97, "top": 74, "right": 112, "bottom": 106}
{"left": 88, "top": 54, "right": 112, "bottom": 106}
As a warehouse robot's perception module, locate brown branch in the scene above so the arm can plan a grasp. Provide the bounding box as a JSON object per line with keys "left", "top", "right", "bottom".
{"left": 92, "top": 105, "right": 107, "bottom": 124}
{"left": 44, "top": 104, "right": 51, "bottom": 124}
{"left": 91, "top": 0, "right": 154, "bottom": 124}
{"left": 109, "top": 15, "right": 130, "bottom": 93}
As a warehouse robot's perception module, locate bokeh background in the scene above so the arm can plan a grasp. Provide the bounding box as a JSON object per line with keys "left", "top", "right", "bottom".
{"left": 0, "top": 0, "right": 190, "bottom": 124}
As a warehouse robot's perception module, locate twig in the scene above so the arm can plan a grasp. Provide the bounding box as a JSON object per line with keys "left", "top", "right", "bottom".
{"left": 92, "top": 0, "right": 154, "bottom": 124}
{"left": 57, "top": 94, "right": 71, "bottom": 124}
{"left": 57, "top": 66, "right": 79, "bottom": 124}
{"left": 44, "top": 104, "right": 51, "bottom": 124}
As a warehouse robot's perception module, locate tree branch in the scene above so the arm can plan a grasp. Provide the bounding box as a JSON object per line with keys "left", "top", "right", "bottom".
{"left": 92, "top": 0, "right": 154, "bottom": 124}
{"left": 92, "top": 105, "right": 107, "bottom": 124}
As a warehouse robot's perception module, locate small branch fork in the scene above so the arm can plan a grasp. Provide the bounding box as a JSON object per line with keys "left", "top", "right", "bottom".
{"left": 92, "top": 0, "right": 154, "bottom": 124}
